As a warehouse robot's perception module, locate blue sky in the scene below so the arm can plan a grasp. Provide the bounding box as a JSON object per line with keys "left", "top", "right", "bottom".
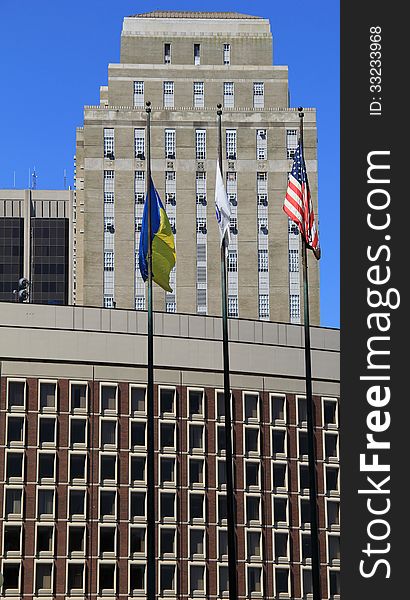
{"left": 0, "top": 0, "right": 339, "bottom": 328}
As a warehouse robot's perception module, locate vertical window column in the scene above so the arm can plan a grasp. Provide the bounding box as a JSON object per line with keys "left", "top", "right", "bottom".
{"left": 196, "top": 172, "right": 207, "bottom": 314}
{"left": 286, "top": 129, "right": 298, "bottom": 159}
{"left": 288, "top": 220, "right": 301, "bottom": 323}
{"left": 165, "top": 171, "right": 177, "bottom": 313}
{"left": 163, "top": 82, "right": 174, "bottom": 108}
{"left": 134, "top": 171, "right": 146, "bottom": 310}
{"left": 226, "top": 172, "right": 238, "bottom": 317}
{"left": 223, "top": 83, "right": 234, "bottom": 109}
{"left": 253, "top": 82, "right": 265, "bottom": 109}
{"left": 133, "top": 81, "right": 144, "bottom": 108}
{"left": 103, "top": 170, "right": 115, "bottom": 308}
{"left": 103, "top": 129, "right": 115, "bottom": 160}
{"left": 257, "top": 173, "right": 269, "bottom": 320}
{"left": 193, "top": 82, "right": 204, "bottom": 108}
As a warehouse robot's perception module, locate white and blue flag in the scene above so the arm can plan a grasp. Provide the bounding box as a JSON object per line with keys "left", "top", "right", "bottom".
{"left": 214, "top": 161, "right": 231, "bottom": 246}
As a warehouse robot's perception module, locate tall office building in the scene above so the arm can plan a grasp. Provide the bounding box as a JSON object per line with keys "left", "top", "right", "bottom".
{"left": 0, "top": 303, "right": 339, "bottom": 599}
{"left": 0, "top": 190, "right": 73, "bottom": 305}
{"left": 75, "top": 11, "right": 320, "bottom": 324}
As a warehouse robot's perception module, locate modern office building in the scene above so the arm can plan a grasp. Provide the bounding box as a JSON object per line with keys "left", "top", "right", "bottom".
{"left": 0, "top": 303, "right": 339, "bottom": 599}
{"left": 75, "top": 11, "right": 320, "bottom": 324}
{"left": 0, "top": 189, "right": 73, "bottom": 305}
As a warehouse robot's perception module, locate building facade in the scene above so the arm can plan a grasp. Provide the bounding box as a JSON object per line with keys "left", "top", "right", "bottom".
{"left": 0, "top": 303, "right": 339, "bottom": 599}
{"left": 0, "top": 190, "right": 73, "bottom": 305}
{"left": 75, "top": 11, "right": 320, "bottom": 324}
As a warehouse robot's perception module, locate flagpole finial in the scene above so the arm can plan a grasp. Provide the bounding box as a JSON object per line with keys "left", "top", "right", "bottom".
{"left": 298, "top": 106, "right": 304, "bottom": 117}
{"left": 145, "top": 101, "right": 151, "bottom": 114}
{"left": 217, "top": 103, "right": 222, "bottom": 116}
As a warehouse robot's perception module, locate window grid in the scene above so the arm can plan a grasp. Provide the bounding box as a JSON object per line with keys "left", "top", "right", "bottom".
{"left": 134, "top": 129, "right": 145, "bottom": 159}
{"left": 165, "top": 129, "right": 176, "bottom": 159}
{"left": 253, "top": 82, "right": 264, "bottom": 108}
{"left": 223, "top": 82, "right": 234, "bottom": 109}
{"left": 195, "top": 130, "right": 206, "bottom": 160}
{"left": 133, "top": 81, "right": 144, "bottom": 107}
{"left": 226, "top": 130, "right": 237, "bottom": 160}
{"left": 287, "top": 129, "right": 298, "bottom": 159}
{"left": 193, "top": 82, "right": 204, "bottom": 108}
{"left": 223, "top": 43, "right": 231, "bottom": 65}
{"left": 103, "top": 129, "right": 114, "bottom": 160}
{"left": 163, "top": 82, "right": 174, "bottom": 108}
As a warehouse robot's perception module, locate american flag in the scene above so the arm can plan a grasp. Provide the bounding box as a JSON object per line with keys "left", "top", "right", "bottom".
{"left": 284, "top": 142, "right": 320, "bottom": 259}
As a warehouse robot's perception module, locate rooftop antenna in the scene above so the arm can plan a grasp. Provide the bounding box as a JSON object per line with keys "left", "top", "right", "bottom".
{"left": 64, "top": 169, "right": 67, "bottom": 189}
{"left": 32, "top": 167, "right": 37, "bottom": 190}
{"left": 13, "top": 171, "right": 16, "bottom": 188}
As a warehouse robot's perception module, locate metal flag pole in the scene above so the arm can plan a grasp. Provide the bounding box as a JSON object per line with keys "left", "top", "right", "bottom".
{"left": 217, "top": 103, "right": 238, "bottom": 600}
{"left": 298, "top": 106, "right": 322, "bottom": 600}
{"left": 145, "top": 100, "right": 156, "bottom": 600}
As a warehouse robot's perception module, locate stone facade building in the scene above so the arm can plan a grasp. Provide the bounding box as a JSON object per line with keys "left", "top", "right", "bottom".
{"left": 75, "top": 11, "right": 320, "bottom": 324}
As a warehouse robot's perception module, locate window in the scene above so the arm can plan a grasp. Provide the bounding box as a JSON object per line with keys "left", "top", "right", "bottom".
{"left": 246, "top": 496, "right": 260, "bottom": 524}
{"left": 39, "top": 381, "right": 57, "bottom": 411}
{"left": 134, "top": 128, "right": 145, "bottom": 159}
{"left": 223, "top": 43, "right": 231, "bottom": 65}
{"left": 194, "top": 43, "right": 201, "bottom": 65}
{"left": 163, "top": 81, "right": 174, "bottom": 107}
{"left": 193, "top": 81, "right": 204, "bottom": 108}
{"left": 2, "top": 563, "right": 21, "bottom": 594}
{"left": 104, "top": 251, "right": 114, "bottom": 272}
{"left": 160, "top": 387, "right": 176, "bottom": 417}
{"left": 217, "top": 459, "right": 226, "bottom": 487}
{"left": 104, "top": 128, "right": 115, "bottom": 159}
{"left": 70, "top": 383, "right": 87, "bottom": 412}
{"left": 4, "top": 487, "right": 23, "bottom": 518}
{"left": 100, "top": 490, "right": 116, "bottom": 519}
{"left": 130, "top": 563, "right": 145, "bottom": 595}
{"left": 99, "top": 563, "right": 116, "bottom": 595}
{"left": 35, "top": 562, "right": 53, "bottom": 595}
{"left": 37, "top": 525, "right": 54, "bottom": 554}
{"left": 7, "top": 380, "right": 26, "bottom": 410}
{"left": 290, "top": 293, "right": 301, "bottom": 321}
{"left": 38, "top": 488, "right": 55, "bottom": 518}
{"left": 301, "top": 532, "right": 312, "bottom": 561}
{"left": 329, "top": 570, "right": 340, "bottom": 597}
{"left": 3, "top": 524, "right": 22, "bottom": 555}
{"left": 326, "top": 467, "right": 340, "bottom": 494}
{"left": 164, "top": 43, "right": 171, "bottom": 64}
{"left": 227, "top": 250, "right": 237, "bottom": 272}
{"left": 131, "top": 421, "right": 146, "bottom": 450}
{"left": 218, "top": 529, "right": 228, "bottom": 560}
{"left": 130, "top": 455, "right": 146, "bottom": 485}
{"left": 289, "top": 248, "right": 299, "bottom": 272}
{"left": 68, "top": 526, "right": 85, "bottom": 555}
{"left": 297, "top": 396, "right": 307, "bottom": 426}
{"left": 258, "top": 217, "right": 268, "bottom": 234}
{"left": 298, "top": 430, "right": 309, "bottom": 459}
{"left": 196, "top": 217, "right": 206, "bottom": 234}
{"left": 130, "top": 386, "right": 146, "bottom": 414}
{"left": 275, "top": 567, "right": 289, "bottom": 596}
{"left": 100, "top": 384, "right": 117, "bottom": 413}
{"left": 133, "top": 81, "right": 144, "bottom": 107}
{"left": 189, "top": 459, "right": 205, "bottom": 486}
{"left": 189, "top": 528, "right": 204, "bottom": 558}
{"left": 302, "top": 568, "right": 313, "bottom": 597}
{"left": 328, "top": 535, "right": 341, "bottom": 564}
{"left": 189, "top": 389, "right": 204, "bottom": 419}
{"left": 273, "top": 496, "right": 288, "bottom": 525}
{"left": 217, "top": 424, "right": 226, "bottom": 453}
{"left": 160, "top": 492, "right": 176, "bottom": 520}
{"left": 190, "top": 493, "right": 205, "bottom": 521}
{"left": 165, "top": 129, "right": 176, "bottom": 159}
{"left": 69, "top": 453, "right": 87, "bottom": 482}
{"left": 130, "top": 491, "right": 146, "bottom": 520}
{"left": 300, "top": 498, "right": 311, "bottom": 528}
{"left": 323, "top": 398, "right": 338, "bottom": 428}
{"left": 67, "top": 563, "right": 85, "bottom": 594}
{"left": 101, "top": 419, "right": 117, "bottom": 447}
{"left": 256, "top": 129, "right": 267, "bottom": 160}
{"left": 6, "top": 451, "right": 24, "bottom": 480}
{"left": 228, "top": 295, "right": 238, "bottom": 317}
{"left": 245, "top": 461, "right": 260, "bottom": 488}
{"left": 70, "top": 418, "right": 87, "bottom": 446}
{"left": 190, "top": 565, "right": 205, "bottom": 595}
{"left": 69, "top": 489, "right": 86, "bottom": 519}
{"left": 160, "top": 457, "right": 175, "bottom": 485}
{"left": 223, "top": 82, "right": 234, "bottom": 108}
{"left": 130, "top": 527, "right": 145, "bottom": 555}
{"left": 218, "top": 494, "right": 227, "bottom": 522}
{"left": 253, "top": 82, "right": 264, "bottom": 108}
{"left": 271, "top": 395, "right": 286, "bottom": 424}
{"left": 274, "top": 531, "right": 289, "bottom": 560}
{"left": 327, "top": 500, "right": 340, "bottom": 529}
{"left": 272, "top": 463, "right": 287, "bottom": 490}
{"left": 259, "top": 294, "right": 269, "bottom": 319}
{"left": 300, "top": 465, "right": 310, "bottom": 492}
{"left": 247, "top": 566, "right": 262, "bottom": 595}
{"left": 257, "top": 249, "right": 269, "bottom": 273}
{"left": 7, "top": 416, "right": 25, "bottom": 445}
{"left": 244, "top": 427, "right": 259, "bottom": 454}
{"left": 244, "top": 393, "right": 259, "bottom": 421}
{"left": 160, "top": 423, "right": 176, "bottom": 451}
{"left": 325, "top": 432, "right": 339, "bottom": 460}
{"left": 195, "top": 129, "right": 206, "bottom": 160}
{"left": 101, "top": 454, "right": 117, "bottom": 484}
{"left": 247, "top": 530, "right": 262, "bottom": 560}
{"left": 160, "top": 527, "right": 175, "bottom": 557}
{"left": 226, "top": 129, "right": 237, "bottom": 160}
{"left": 99, "top": 526, "right": 116, "bottom": 554}
{"left": 272, "top": 429, "right": 286, "bottom": 456}
{"left": 160, "top": 564, "right": 176, "bottom": 594}
{"left": 38, "top": 452, "right": 56, "bottom": 482}
{"left": 189, "top": 424, "right": 204, "bottom": 452}
{"left": 219, "top": 565, "right": 229, "bottom": 596}
{"left": 287, "top": 129, "right": 298, "bottom": 159}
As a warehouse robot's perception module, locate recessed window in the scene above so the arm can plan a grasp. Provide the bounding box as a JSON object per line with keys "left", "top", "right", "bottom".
{"left": 165, "top": 129, "right": 176, "bottom": 159}
{"left": 133, "top": 81, "right": 144, "bottom": 108}
{"left": 245, "top": 427, "right": 259, "bottom": 454}
{"left": 189, "top": 424, "right": 204, "bottom": 452}
{"left": 300, "top": 498, "right": 311, "bottom": 528}
{"left": 271, "top": 395, "right": 286, "bottom": 423}
{"left": 130, "top": 563, "right": 145, "bottom": 594}
{"left": 69, "top": 489, "right": 86, "bottom": 519}
{"left": 327, "top": 500, "right": 340, "bottom": 529}
{"left": 323, "top": 399, "right": 338, "bottom": 428}
{"left": 3, "top": 524, "right": 22, "bottom": 555}
{"left": 101, "top": 419, "right": 117, "bottom": 447}
{"left": 160, "top": 423, "right": 176, "bottom": 451}
{"left": 217, "top": 425, "right": 226, "bottom": 453}
{"left": 190, "top": 564, "right": 205, "bottom": 595}
{"left": 189, "top": 458, "right": 205, "bottom": 486}
{"left": 131, "top": 386, "right": 146, "bottom": 414}
{"left": 6, "top": 416, "right": 25, "bottom": 445}
{"left": 130, "top": 527, "right": 145, "bottom": 555}
{"left": 326, "top": 467, "right": 340, "bottom": 494}
{"left": 37, "top": 488, "right": 55, "bottom": 518}
{"left": 160, "top": 528, "right": 175, "bottom": 556}
{"left": 298, "top": 431, "right": 309, "bottom": 458}
{"left": 297, "top": 396, "right": 307, "bottom": 427}
{"left": 39, "top": 417, "right": 57, "bottom": 446}
{"left": 216, "top": 390, "right": 226, "bottom": 420}
{"left": 163, "top": 82, "right": 174, "bottom": 108}
{"left": 300, "top": 465, "right": 310, "bottom": 492}
{"left": 218, "top": 494, "right": 227, "bottom": 523}
{"left": 130, "top": 455, "right": 146, "bottom": 484}
{"left": 160, "top": 457, "right": 175, "bottom": 485}
{"left": 217, "top": 459, "right": 226, "bottom": 487}
{"left": 6, "top": 452, "right": 24, "bottom": 480}
{"left": 68, "top": 526, "right": 85, "bottom": 555}
{"left": 256, "top": 128, "right": 267, "bottom": 160}
{"left": 302, "top": 569, "right": 313, "bottom": 596}
{"left": 130, "top": 421, "right": 146, "bottom": 450}
{"left": 223, "top": 82, "right": 234, "bottom": 109}
{"left": 328, "top": 535, "right": 340, "bottom": 564}
{"left": 223, "top": 43, "right": 231, "bottom": 65}
{"left": 219, "top": 565, "right": 229, "bottom": 596}
{"left": 7, "top": 380, "right": 26, "bottom": 410}
{"left": 100, "top": 490, "right": 116, "bottom": 519}
{"left": 275, "top": 567, "right": 289, "bottom": 595}
{"left": 70, "top": 453, "right": 87, "bottom": 482}
{"left": 325, "top": 432, "right": 339, "bottom": 460}
{"left": 38, "top": 453, "right": 55, "bottom": 482}
{"left": 247, "top": 530, "right": 261, "bottom": 560}
{"left": 189, "top": 389, "right": 204, "bottom": 418}
{"left": 226, "top": 129, "right": 237, "bottom": 159}
{"left": 100, "top": 454, "right": 116, "bottom": 484}
{"left": 194, "top": 43, "right": 200, "bottom": 65}
{"left": 273, "top": 496, "right": 288, "bottom": 525}
{"left": 272, "top": 463, "right": 287, "bottom": 490}
{"left": 164, "top": 43, "right": 171, "bottom": 64}
{"left": 101, "top": 385, "right": 117, "bottom": 414}
{"left": 301, "top": 532, "right": 312, "bottom": 561}
{"left": 160, "top": 388, "right": 176, "bottom": 417}
{"left": 218, "top": 529, "right": 228, "bottom": 560}
{"left": 246, "top": 496, "right": 260, "bottom": 524}
{"left": 245, "top": 461, "right": 260, "bottom": 488}
{"left": 160, "top": 492, "right": 176, "bottom": 520}
{"left": 130, "top": 491, "right": 146, "bottom": 520}
{"left": 272, "top": 429, "right": 286, "bottom": 456}
{"left": 329, "top": 569, "right": 340, "bottom": 597}
{"left": 190, "top": 528, "right": 204, "bottom": 558}
{"left": 4, "top": 487, "right": 23, "bottom": 518}
{"left": 70, "top": 418, "right": 87, "bottom": 446}
{"left": 193, "top": 82, "right": 204, "bottom": 108}
{"left": 70, "top": 383, "right": 87, "bottom": 412}
{"left": 35, "top": 562, "right": 53, "bottom": 594}
{"left": 99, "top": 563, "right": 116, "bottom": 594}
{"left": 99, "top": 526, "right": 116, "bottom": 554}
{"left": 247, "top": 566, "right": 262, "bottom": 595}
{"left": 134, "top": 128, "right": 146, "bottom": 160}
{"left": 190, "top": 493, "right": 204, "bottom": 521}
{"left": 67, "top": 563, "right": 85, "bottom": 594}
{"left": 37, "top": 525, "right": 54, "bottom": 554}
{"left": 39, "top": 381, "right": 57, "bottom": 411}
{"left": 160, "top": 563, "right": 176, "bottom": 594}
{"left": 274, "top": 531, "right": 289, "bottom": 560}
{"left": 244, "top": 393, "right": 259, "bottom": 421}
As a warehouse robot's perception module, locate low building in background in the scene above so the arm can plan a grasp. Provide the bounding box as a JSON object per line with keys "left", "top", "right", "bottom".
{"left": 0, "top": 303, "right": 339, "bottom": 599}
{"left": 0, "top": 190, "right": 73, "bottom": 305}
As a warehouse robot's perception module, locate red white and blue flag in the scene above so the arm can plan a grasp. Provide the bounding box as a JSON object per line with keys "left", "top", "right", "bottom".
{"left": 284, "top": 142, "right": 320, "bottom": 259}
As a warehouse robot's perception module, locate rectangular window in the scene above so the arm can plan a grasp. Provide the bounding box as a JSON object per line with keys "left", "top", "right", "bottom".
{"left": 4, "top": 524, "right": 22, "bottom": 555}
{"left": 258, "top": 249, "right": 268, "bottom": 272}
{"left": 159, "top": 387, "right": 176, "bottom": 417}
{"left": 35, "top": 562, "right": 53, "bottom": 594}
{"left": 287, "top": 129, "right": 298, "bottom": 159}
{"left": 7, "top": 380, "right": 26, "bottom": 410}
{"left": 194, "top": 43, "right": 201, "bottom": 65}
{"left": 134, "top": 129, "right": 145, "bottom": 159}
{"left": 39, "top": 381, "right": 57, "bottom": 412}
{"left": 99, "top": 563, "right": 116, "bottom": 595}
{"left": 190, "top": 565, "right": 205, "bottom": 595}
{"left": 163, "top": 81, "right": 174, "bottom": 108}
{"left": 226, "top": 129, "right": 237, "bottom": 160}
{"left": 275, "top": 568, "right": 289, "bottom": 596}
{"left": 133, "top": 81, "right": 144, "bottom": 107}
{"left": 130, "top": 386, "right": 146, "bottom": 415}
{"left": 256, "top": 129, "right": 267, "bottom": 160}
{"left": 290, "top": 293, "right": 300, "bottom": 321}
{"left": 129, "top": 563, "right": 145, "bottom": 595}
{"left": 100, "top": 384, "right": 117, "bottom": 414}
{"left": 228, "top": 295, "right": 238, "bottom": 318}
{"left": 190, "top": 528, "right": 205, "bottom": 558}
{"left": 188, "top": 389, "right": 204, "bottom": 419}
{"left": 70, "top": 383, "right": 87, "bottom": 413}
{"left": 259, "top": 294, "right": 269, "bottom": 319}
{"left": 253, "top": 82, "right": 264, "bottom": 108}
{"left": 164, "top": 43, "right": 171, "bottom": 64}
{"left": 227, "top": 250, "right": 237, "bottom": 273}
{"left": 193, "top": 82, "right": 204, "bottom": 108}
{"left": 67, "top": 563, "right": 85, "bottom": 595}
{"left": 195, "top": 129, "right": 206, "bottom": 160}
{"left": 223, "top": 43, "right": 231, "bottom": 65}
{"left": 223, "top": 82, "right": 234, "bottom": 108}
{"left": 289, "top": 248, "right": 299, "bottom": 272}
{"left": 165, "top": 129, "right": 176, "bottom": 159}
{"left": 104, "top": 251, "right": 114, "bottom": 272}
{"left": 247, "top": 566, "right": 262, "bottom": 596}
{"left": 103, "top": 128, "right": 115, "bottom": 160}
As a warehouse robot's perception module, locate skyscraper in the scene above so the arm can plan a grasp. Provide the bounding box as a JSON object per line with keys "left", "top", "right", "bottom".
{"left": 75, "top": 11, "right": 320, "bottom": 324}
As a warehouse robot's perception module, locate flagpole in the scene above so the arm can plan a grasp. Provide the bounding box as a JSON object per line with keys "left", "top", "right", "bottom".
{"left": 298, "top": 106, "right": 322, "bottom": 600}
{"left": 217, "top": 103, "right": 238, "bottom": 600}
{"left": 145, "top": 100, "right": 156, "bottom": 600}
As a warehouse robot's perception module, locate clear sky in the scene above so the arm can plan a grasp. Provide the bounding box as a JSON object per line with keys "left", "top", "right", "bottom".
{"left": 0, "top": 0, "right": 339, "bottom": 328}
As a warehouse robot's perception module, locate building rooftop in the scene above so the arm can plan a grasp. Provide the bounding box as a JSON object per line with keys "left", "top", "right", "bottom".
{"left": 128, "top": 11, "right": 262, "bottom": 20}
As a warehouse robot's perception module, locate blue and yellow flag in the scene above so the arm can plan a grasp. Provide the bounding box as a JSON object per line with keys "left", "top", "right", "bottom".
{"left": 138, "top": 178, "right": 176, "bottom": 292}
